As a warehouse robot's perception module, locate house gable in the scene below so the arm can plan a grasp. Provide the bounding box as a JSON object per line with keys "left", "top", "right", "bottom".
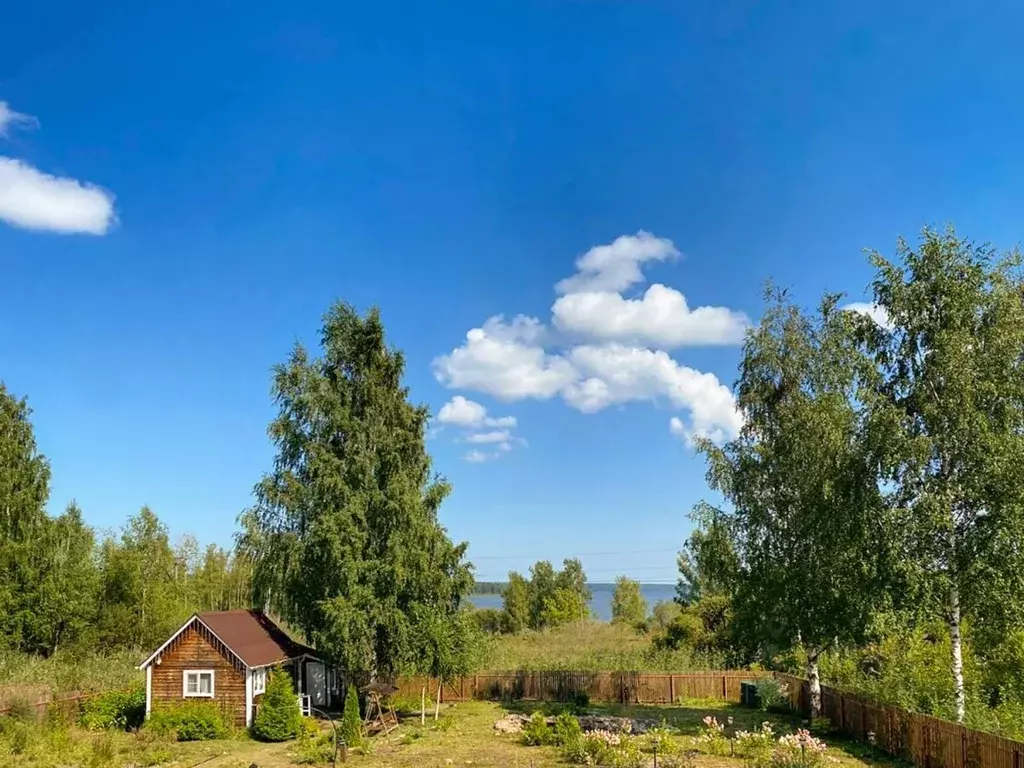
{"left": 149, "top": 621, "right": 247, "bottom": 726}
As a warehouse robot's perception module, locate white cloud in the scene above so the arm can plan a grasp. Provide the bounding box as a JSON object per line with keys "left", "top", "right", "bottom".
{"left": 842, "top": 302, "right": 892, "bottom": 330}
{"left": 669, "top": 417, "right": 687, "bottom": 438}
{"left": 465, "top": 430, "right": 512, "bottom": 444}
{"left": 463, "top": 450, "right": 492, "bottom": 463}
{"left": 563, "top": 344, "right": 743, "bottom": 442}
{"left": 432, "top": 316, "right": 577, "bottom": 401}
{"left": 434, "top": 232, "right": 746, "bottom": 446}
{"left": 0, "top": 159, "right": 116, "bottom": 235}
{"left": 553, "top": 283, "right": 749, "bottom": 347}
{"left": 437, "top": 396, "right": 487, "bottom": 427}
{"left": 0, "top": 102, "right": 37, "bottom": 137}
{"left": 556, "top": 231, "right": 679, "bottom": 295}
{"left": 436, "top": 395, "right": 516, "bottom": 429}
{"left": 0, "top": 102, "right": 117, "bottom": 235}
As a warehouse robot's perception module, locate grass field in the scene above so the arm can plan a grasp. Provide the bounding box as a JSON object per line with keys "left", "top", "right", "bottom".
{"left": 1, "top": 695, "right": 907, "bottom": 768}
{"left": 480, "top": 621, "right": 725, "bottom": 671}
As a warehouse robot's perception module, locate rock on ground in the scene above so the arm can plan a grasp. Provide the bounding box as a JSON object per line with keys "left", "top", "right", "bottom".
{"left": 493, "top": 713, "right": 657, "bottom": 735}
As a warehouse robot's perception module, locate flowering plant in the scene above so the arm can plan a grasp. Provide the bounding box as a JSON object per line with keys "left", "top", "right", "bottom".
{"left": 694, "top": 715, "right": 728, "bottom": 756}
{"left": 735, "top": 721, "right": 776, "bottom": 757}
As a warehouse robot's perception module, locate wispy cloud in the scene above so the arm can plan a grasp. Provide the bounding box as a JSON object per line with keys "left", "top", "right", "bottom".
{"left": 0, "top": 102, "right": 38, "bottom": 137}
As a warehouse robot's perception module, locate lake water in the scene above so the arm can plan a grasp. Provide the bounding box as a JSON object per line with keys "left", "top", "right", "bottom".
{"left": 467, "top": 583, "right": 678, "bottom": 622}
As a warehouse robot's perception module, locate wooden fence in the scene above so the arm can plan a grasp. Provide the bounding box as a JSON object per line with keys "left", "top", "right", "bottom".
{"left": 775, "top": 673, "right": 1024, "bottom": 768}
{"left": 0, "top": 689, "right": 94, "bottom": 722}
{"left": 394, "top": 670, "right": 768, "bottom": 705}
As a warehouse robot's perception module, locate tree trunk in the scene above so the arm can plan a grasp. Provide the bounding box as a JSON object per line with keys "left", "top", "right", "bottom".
{"left": 420, "top": 685, "right": 426, "bottom": 725}
{"left": 434, "top": 681, "right": 442, "bottom": 721}
{"left": 807, "top": 652, "right": 822, "bottom": 719}
{"left": 950, "top": 584, "right": 966, "bottom": 723}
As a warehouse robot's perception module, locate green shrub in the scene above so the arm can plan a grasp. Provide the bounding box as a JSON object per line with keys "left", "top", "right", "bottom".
{"left": 147, "top": 701, "right": 229, "bottom": 741}
{"left": 571, "top": 690, "right": 590, "bottom": 712}
{"left": 522, "top": 711, "right": 553, "bottom": 745}
{"left": 292, "top": 718, "right": 335, "bottom": 765}
{"left": 252, "top": 669, "right": 302, "bottom": 742}
{"left": 553, "top": 711, "right": 582, "bottom": 745}
{"left": 339, "top": 685, "right": 362, "bottom": 747}
{"left": 80, "top": 687, "right": 146, "bottom": 731}
{"left": 754, "top": 678, "right": 790, "bottom": 712}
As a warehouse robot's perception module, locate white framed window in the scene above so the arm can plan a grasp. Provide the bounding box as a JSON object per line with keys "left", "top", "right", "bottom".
{"left": 183, "top": 670, "right": 215, "bottom": 698}
{"left": 253, "top": 667, "right": 267, "bottom": 695}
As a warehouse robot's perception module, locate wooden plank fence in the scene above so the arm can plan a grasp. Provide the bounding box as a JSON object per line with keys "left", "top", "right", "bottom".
{"left": 0, "top": 688, "right": 94, "bottom": 722}
{"left": 394, "top": 670, "right": 768, "bottom": 705}
{"left": 775, "top": 673, "right": 1024, "bottom": 768}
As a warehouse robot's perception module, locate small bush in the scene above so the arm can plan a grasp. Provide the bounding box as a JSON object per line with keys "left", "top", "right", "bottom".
{"left": 522, "top": 711, "right": 553, "bottom": 745}
{"left": 252, "top": 669, "right": 302, "bottom": 742}
{"left": 753, "top": 729, "right": 831, "bottom": 768}
{"left": 571, "top": 690, "right": 590, "bottom": 712}
{"left": 293, "top": 719, "right": 335, "bottom": 765}
{"left": 694, "top": 715, "right": 728, "bottom": 756}
{"left": 147, "top": 701, "right": 229, "bottom": 741}
{"left": 755, "top": 678, "right": 790, "bottom": 712}
{"left": 553, "top": 711, "right": 582, "bottom": 745}
{"left": 339, "top": 685, "right": 362, "bottom": 748}
{"left": 80, "top": 686, "right": 146, "bottom": 731}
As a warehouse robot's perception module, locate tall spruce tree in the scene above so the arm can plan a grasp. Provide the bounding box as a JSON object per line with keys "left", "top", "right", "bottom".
{"left": 240, "top": 303, "right": 473, "bottom": 682}
{"left": 862, "top": 227, "right": 1024, "bottom": 722}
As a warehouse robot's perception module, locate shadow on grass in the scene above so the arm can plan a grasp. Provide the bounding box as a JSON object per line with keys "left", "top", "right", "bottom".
{"left": 497, "top": 699, "right": 911, "bottom": 768}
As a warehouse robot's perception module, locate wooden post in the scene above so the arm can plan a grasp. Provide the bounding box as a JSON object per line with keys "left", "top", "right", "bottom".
{"left": 460, "top": 676, "right": 465, "bottom": 701}
{"left": 722, "top": 675, "right": 727, "bottom": 700}
{"left": 961, "top": 732, "right": 967, "bottom": 768}
{"left": 474, "top": 674, "right": 479, "bottom": 700}
{"left": 838, "top": 694, "right": 844, "bottom": 732}
{"left": 669, "top": 675, "right": 675, "bottom": 704}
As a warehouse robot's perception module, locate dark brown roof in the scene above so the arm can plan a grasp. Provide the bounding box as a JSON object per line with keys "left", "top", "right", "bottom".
{"left": 198, "top": 610, "right": 318, "bottom": 668}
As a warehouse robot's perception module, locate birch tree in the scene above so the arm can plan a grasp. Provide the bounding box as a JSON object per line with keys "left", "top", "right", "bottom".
{"left": 701, "top": 289, "right": 895, "bottom": 717}
{"left": 861, "top": 227, "right": 1024, "bottom": 722}
{"left": 239, "top": 302, "right": 474, "bottom": 682}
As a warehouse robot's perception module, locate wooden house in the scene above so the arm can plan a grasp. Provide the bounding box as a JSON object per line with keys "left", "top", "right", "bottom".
{"left": 138, "top": 610, "right": 339, "bottom": 727}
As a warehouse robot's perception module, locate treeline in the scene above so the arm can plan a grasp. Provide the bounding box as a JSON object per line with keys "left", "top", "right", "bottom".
{"left": 471, "top": 559, "right": 591, "bottom": 634}
{"left": 0, "top": 389, "right": 254, "bottom": 657}
{"left": 657, "top": 228, "right": 1024, "bottom": 737}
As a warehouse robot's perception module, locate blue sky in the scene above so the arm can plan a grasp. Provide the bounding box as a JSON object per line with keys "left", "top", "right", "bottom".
{"left": 3, "top": 0, "right": 1024, "bottom": 583}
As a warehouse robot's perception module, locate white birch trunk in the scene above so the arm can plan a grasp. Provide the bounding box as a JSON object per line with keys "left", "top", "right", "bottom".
{"left": 950, "top": 584, "right": 966, "bottom": 723}
{"left": 434, "top": 681, "right": 442, "bottom": 721}
{"left": 420, "top": 685, "right": 426, "bottom": 725}
{"left": 807, "top": 653, "right": 822, "bottom": 719}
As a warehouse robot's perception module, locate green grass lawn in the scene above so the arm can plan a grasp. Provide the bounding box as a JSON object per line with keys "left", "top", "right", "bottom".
{"left": 0, "top": 697, "right": 906, "bottom": 768}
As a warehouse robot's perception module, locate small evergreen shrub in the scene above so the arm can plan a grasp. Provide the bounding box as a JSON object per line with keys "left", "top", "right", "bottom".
{"left": 252, "top": 669, "right": 302, "bottom": 742}
{"left": 147, "top": 702, "right": 228, "bottom": 741}
{"left": 339, "top": 685, "right": 362, "bottom": 748}
{"left": 80, "top": 687, "right": 146, "bottom": 731}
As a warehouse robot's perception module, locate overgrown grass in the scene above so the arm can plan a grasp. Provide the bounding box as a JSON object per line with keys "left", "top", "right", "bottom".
{"left": 481, "top": 620, "right": 727, "bottom": 671}
{"left": 0, "top": 649, "right": 141, "bottom": 699}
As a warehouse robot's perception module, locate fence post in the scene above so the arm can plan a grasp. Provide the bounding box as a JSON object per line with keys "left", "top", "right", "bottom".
{"left": 460, "top": 677, "right": 465, "bottom": 701}
{"left": 722, "top": 675, "right": 727, "bottom": 700}
{"left": 961, "top": 731, "right": 967, "bottom": 768}
{"left": 669, "top": 675, "right": 675, "bottom": 704}
{"left": 474, "top": 674, "right": 479, "bottom": 700}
